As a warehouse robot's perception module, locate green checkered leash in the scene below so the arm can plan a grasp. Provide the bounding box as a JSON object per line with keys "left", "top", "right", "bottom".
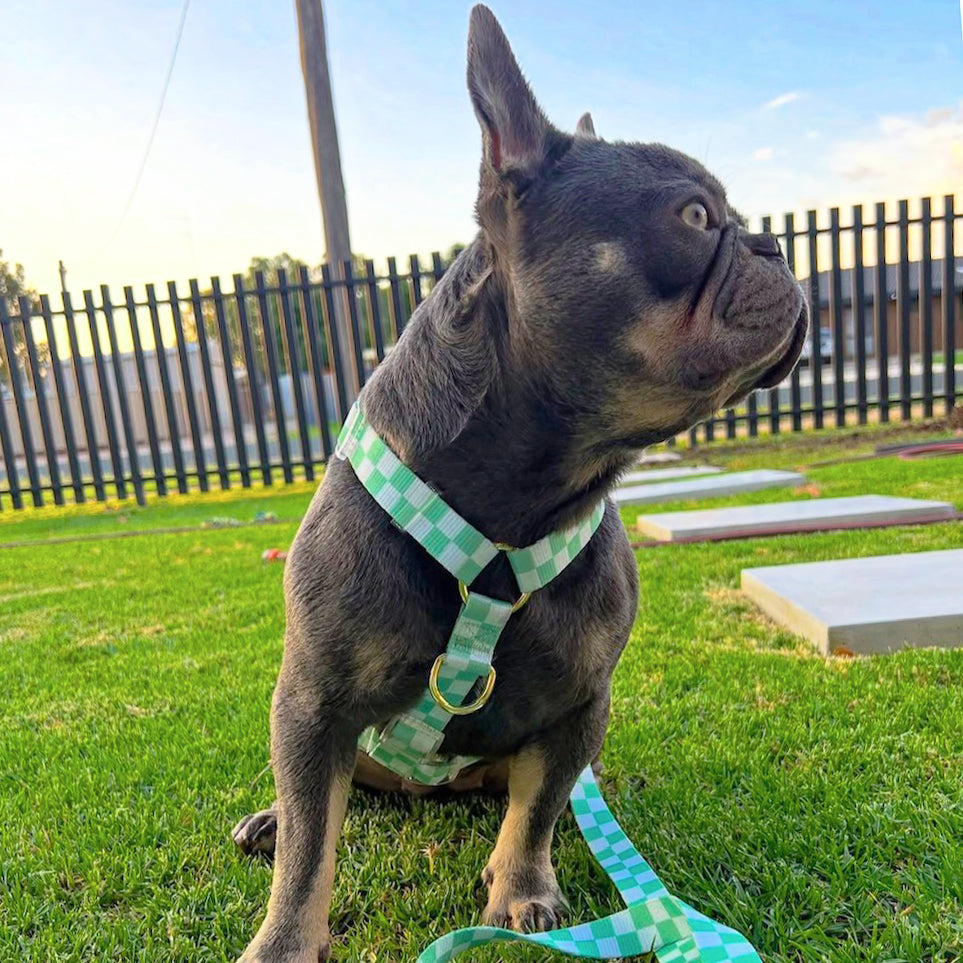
{"left": 336, "top": 402, "right": 762, "bottom": 963}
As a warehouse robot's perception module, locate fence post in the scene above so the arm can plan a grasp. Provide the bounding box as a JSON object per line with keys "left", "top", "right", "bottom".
{"left": 146, "top": 284, "right": 188, "bottom": 494}
{"left": 254, "top": 271, "right": 294, "bottom": 484}
{"left": 409, "top": 254, "right": 424, "bottom": 307}
{"left": 919, "top": 198, "right": 934, "bottom": 418}
{"left": 83, "top": 290, "right": 127, "bottom": 499}
{"left": 342, "top": 259, "right": 367, "bottom": 391}
{"left": 233, "top": 275, "right": 273, "bottom": 485}
{"left": 873, "top": 203, "right": 890, "bottom": 423}
{"left": 211, "top": 276, "right": 251, "bottom": 488}
{"left": 806, "top": 210, "right": 824, "bottom": 429}
{"left": 18, "top": 296, "right": 64, "bottom": 504}
{"left": 942, "top": 195, "right": 957, "bottom": 415}
{"left": 363, "top": 259, "right": 386, "bottom": 363}
{"left": 298, "top": 265, "right": 334, "bottom": 460}
{"left": 320, "top": 263, "right": 349, "bottom": 422}
{"left": 101, "top": 285, "right": 145, "bottom": 505}
{"left": 386, "top": 256, "right": 405, "bottom": 339}
{"left": 168, "top": 280, "right": 209, "bottom": 492}
{"left": 0, "top": 299, "right": 43, "bottom": 506}
{"left": 40, "top": 294, "right": 85, "bottom": 502}
{"left": 277, "top": 268, "right": 314, "bottom": 481}
{"left": 63, "top": 292, "right": 105, "bottom": 499}
{"left": 829, "top": 209, "right": 846, "bottom": 426}
{"left": 851, "top": 206, "right": 868, "bottom": 425}
{"left": 896, "top": 200, "right": 912, "bottom": 421}
{"left": 784, "top": 213, "right": 803, "bottom": 432}
{"left": 189, "top": 279, "right": 230, "bottom": 489}
{"left": 123, "top": 287, "right": 166, "bottom": 497}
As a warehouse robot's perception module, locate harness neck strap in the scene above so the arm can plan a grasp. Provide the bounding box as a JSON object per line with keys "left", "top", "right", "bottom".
{"left": 336, "top": 401, "right": 605, "bottom": 593}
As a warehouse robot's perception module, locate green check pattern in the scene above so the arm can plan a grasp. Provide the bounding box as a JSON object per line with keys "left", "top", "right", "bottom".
{"left": 359, "top": 592, "right": 514, "bottom": 785}
{"left": 336, "top": 403, "right": 763, "bottom": 962}
{"left": 336, "top": 403, "right": 498, "bottom": 584}
{"left": 415, "top": 768, "right": 761, "bottom": 963}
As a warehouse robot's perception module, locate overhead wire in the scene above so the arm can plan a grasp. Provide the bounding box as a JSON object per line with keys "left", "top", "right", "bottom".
{"left": 95, "top": 0, "right": 192, "bottom": 263}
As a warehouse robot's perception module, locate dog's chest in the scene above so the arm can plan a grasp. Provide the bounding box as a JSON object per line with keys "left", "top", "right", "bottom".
{"left": 432, "top": 567, "right": 625, "bottom": 759}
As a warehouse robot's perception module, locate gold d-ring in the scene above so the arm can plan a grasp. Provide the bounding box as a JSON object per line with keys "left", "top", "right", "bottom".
{"left": 428, "top": 655, "right": 497, "bottom": 715}
{"left": 458, "top": 581, "right": 531, "bottom": 613}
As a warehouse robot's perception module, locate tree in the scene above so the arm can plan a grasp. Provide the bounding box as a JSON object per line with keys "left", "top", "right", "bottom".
{"left": 0, "top": 250, "right": 38, "bottom": 312}
{"left": 0, "top": 250, "right": 42, "bottom": 386}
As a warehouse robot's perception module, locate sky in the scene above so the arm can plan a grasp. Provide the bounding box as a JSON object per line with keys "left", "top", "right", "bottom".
{"left": 2, "top": 0, "right": 962, "bottom": 297}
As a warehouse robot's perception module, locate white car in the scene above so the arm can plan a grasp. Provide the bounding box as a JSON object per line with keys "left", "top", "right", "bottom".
{"left": 799, "top": 326, "right": 833, "bottom": 365}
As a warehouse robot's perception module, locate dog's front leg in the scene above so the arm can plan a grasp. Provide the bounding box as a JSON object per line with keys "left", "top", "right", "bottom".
{"left": 481, "top": 696, "right": 609, "bottom": 933}
{"left": 238, "top": 669, "right": 357, "bottom": 963}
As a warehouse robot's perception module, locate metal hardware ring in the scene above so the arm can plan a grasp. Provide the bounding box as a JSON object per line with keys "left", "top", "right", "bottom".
{"left": 458, "top": 580, "right": 531, "bottom": 613}
{"left": 428, "top": 655, "right": 497, "bottom": 715}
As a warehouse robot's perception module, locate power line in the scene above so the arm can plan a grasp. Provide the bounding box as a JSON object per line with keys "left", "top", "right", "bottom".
{"left": 96, "top": 0, "right": 191, "bottom": 261}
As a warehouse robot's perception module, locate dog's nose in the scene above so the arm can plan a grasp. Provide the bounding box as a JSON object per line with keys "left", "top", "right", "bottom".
{"left": 740, "top": 231, "right": 784, "bottom": 259}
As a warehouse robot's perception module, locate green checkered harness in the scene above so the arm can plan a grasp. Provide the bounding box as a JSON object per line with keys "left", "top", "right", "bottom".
{"left": 336, "top": 401, "right": 605, "bottom": 786}
{"left": 335, "top": 403, "right": 762, "bottom": 963}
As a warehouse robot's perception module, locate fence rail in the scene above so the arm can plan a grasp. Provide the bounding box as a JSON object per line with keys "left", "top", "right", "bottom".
{"left": 1, "top": 196, "right": 961, "bottom": 510}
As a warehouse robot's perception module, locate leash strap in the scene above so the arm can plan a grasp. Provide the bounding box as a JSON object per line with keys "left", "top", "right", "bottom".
{"left": 335, "top": 403, "right": 763, "bottom": 961}
{"left": 415, "top": 767, "right": 761, "bottom": 962}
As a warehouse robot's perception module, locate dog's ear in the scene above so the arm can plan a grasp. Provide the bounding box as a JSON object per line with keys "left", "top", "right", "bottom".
{"left": 575, "top": 112, "right": 597, "bottom": 138}
{"left": 467, "top": 5, "right": 557, "bottom": 191}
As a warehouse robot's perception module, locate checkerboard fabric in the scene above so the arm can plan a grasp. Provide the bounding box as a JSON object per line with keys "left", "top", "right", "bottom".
{"left": 336, "top": 403, "right": 498, "bottom": 584}
{"left": 415, "top": 768, "right": 762, "bottom": 962}
{"left": 359, "top": 592, "right": 514, "bottom": 785}
{"left": 508, "top": 500, "right": 605, "bottom": 593}
{"left": 335, "top": 404, "right": 763, "bottom": 962}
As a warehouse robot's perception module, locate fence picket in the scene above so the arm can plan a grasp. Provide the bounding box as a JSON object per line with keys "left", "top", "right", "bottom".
{"left": 920, "top": 198, "right": 934, "bottom": 417}
{"left": 83, "top": 290, "right": 127, "bottom": 499}
{"left": 64, "top": 292, "right": 105, "bottom": 499}
{"left": 943, "top": 196, "right": 957, "bottom": 415}
{"left": 0, "top": 207, "right": 959, "bottom": 511}
{"left": 211, "top": 277, "right": 251, "bottom": 487}
{"left": 147, "top": 284, "right": 188, "bottom": 494}
{"left": 124, "top": 286, "right": 166, "bottom": 496}
{"left": 277, "top": 268, "right": 314, "bottom": 480}
{"left": 255, "top": 270, "right": 294, "bottom": 484}
{"left": 234, "top": 275, "right": 272, "bottom": 484}
{"left": 40, "top": 294, "right": 85, "bottom": 502}
{"left": 168, "top": 280, "right": 208, "bottom": 492}
{"left": 101, "top": 286, "right": 145, "bottom": 505}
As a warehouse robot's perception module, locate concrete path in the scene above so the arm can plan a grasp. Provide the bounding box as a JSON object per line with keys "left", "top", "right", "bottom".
{"left": 636, "top": 495, "right": 956, "bottom": 541}
{"left": 614, "top": 469, "right": 805, "bottom": 507}
{"left": 742, "top": 548, "right": 963, "bottom": 655}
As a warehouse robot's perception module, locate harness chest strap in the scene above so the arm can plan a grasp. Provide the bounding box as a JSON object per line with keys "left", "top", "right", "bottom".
{"left": 335, "top": 403, "right": 763, "bottom": 963}
{"left": 336, "top": 401, "right": 604, "bottom": 785}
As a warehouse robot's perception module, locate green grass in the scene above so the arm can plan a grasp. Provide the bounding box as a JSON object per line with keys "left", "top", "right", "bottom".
{"left": 2, "top": 425, "right": 963, "bottom": 962}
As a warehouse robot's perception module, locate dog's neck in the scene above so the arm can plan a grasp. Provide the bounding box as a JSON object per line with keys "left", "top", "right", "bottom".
{"left": 361, "top": 238, "right": 637, "bottom": 545}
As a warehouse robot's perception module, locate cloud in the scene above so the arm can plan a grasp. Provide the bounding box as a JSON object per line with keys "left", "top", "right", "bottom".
{"left": 762, "top": 91, "right": 800, "bottom": 111}
{"left": 753, "top": 147, "right": 774, "bottom": 161}
{"left": 828, "top": 102, "right": 963, "bottom": 198}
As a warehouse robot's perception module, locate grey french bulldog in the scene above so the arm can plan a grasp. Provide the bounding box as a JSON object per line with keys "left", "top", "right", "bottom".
{"left": 232, "top": 5, "right": 807, "bottom": 960}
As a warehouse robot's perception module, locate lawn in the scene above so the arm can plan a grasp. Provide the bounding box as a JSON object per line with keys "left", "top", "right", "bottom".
{"left": 2, "top": 423, "right": 962, "bottom": 962}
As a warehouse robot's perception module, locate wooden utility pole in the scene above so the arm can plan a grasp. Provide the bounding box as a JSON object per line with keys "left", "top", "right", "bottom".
{"left": 295, "top": 0, "right": 359, "bottom": 406}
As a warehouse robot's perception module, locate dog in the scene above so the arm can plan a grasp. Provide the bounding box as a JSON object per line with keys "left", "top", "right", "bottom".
{"left": 232, "top": 6, "right": 807, "bottom": 960}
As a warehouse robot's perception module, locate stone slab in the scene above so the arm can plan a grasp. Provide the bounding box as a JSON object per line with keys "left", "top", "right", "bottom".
{"left": 638, "top": 452, "right": 682, "bottom": 464}
{"left": 614, "top": 469, "right": 805, "bottom": 506}
{"left": 620, "top": 466, "right": 723, "bottom": 487}
{"left": 742, "top": 549, "right": 963, "bottom": 655}
{"left": 636, "top": 495, "right": 956, "bottom": 541}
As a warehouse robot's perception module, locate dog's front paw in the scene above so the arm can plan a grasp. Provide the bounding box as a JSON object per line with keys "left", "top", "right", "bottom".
{"left": 480, "top": 863, "right": 564, "bottom": 933}
{"left": 232, "top": 808, "right": 277, "bottom": 859}
{"left": 237, "top": 941, "right": 329, "bottom": 963}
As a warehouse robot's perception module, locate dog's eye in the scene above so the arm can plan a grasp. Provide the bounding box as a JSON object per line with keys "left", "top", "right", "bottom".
{"left": 680, "top": 202, "right": 710, "bottom": 231}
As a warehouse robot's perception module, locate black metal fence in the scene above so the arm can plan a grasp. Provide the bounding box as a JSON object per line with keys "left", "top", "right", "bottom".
{"left": 0, "top": 197, "right": 960, "bottom": 510}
